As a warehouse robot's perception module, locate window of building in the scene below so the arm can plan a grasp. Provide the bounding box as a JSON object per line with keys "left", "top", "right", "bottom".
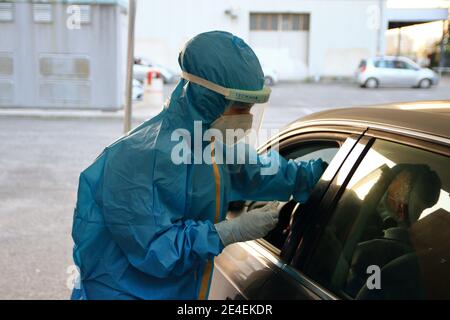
{"left": 0, "top": 54, "right": 13, "bottom": 76}
{"left": 33, "top": 3, "right": 53, "bottom": 23}
{"left": 250, "top": 13, "right": 309, "bottom": 31}
{"left": 79, "top": 5, "right": 91, "bottom": 24}
{"left": 0, "top": 2, "right": 13, "bottom": 22}
{"left": 67, "top": 4, "right": 92, "bottom": 24}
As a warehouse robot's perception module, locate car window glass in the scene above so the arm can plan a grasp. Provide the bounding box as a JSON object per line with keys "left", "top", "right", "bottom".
{"left": 374, "top": 60, "right": 383, "bottom": 68}
{"left": 404, "top": 62, "right": 417, "bottom": 70}
{"left": 375, "top": 60, "right": 397, "bottom": 69}
{"left": 261, "top": 140, "right": 341, "bottom": 250}
{"left": 284, "top": 141, "right": 340, "bottom": 163}
{"left": 302, "top": 139, "right": 450, "bottom": 299}
{"left": 393, "top": 60, "right": 409, "bottom": 69}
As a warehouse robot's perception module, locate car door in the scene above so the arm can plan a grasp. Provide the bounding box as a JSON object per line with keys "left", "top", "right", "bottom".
{"left": 259, "top": 134, "right": 371, "bottom": 299}
{"left": 373, "top": 59, "right": 395, "bottom": 86}
{"left": 208, "top": 129, "right": 364, "bottom": 300}
{"left": 391, "top": 59, "right": 417, "bottom": 87}
{"left": 291, "top": 131, "right": 450, "bottom": 300}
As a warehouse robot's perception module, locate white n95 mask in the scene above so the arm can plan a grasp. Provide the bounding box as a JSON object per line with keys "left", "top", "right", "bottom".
{"left": 210, "top": 114, "right": 253, "bottom": 145}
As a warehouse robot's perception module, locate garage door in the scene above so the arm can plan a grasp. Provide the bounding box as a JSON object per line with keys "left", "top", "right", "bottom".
{"left": 249, "top": 13, "right": 310, "bottom": 81}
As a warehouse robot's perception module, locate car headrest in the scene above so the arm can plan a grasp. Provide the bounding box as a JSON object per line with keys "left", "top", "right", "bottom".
{"left": 383, "top": 164, "right": 441, "bottom": 226}
{"left": 407, "top": 168, "right": 441, "bottom": 224}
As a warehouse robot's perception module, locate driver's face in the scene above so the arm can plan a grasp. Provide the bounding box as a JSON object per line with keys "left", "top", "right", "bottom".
{"left": 222, "top": 102, "right": 254, "bottom": 116}
{"left": 386, "top": 170, "right": 413, "bottom": 223}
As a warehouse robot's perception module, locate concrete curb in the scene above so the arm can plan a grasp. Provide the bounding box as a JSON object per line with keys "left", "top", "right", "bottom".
{"left": 0, "top": 106, "right": 160, "bottom": 121}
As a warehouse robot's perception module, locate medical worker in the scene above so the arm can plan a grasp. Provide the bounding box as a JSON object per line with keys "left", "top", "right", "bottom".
{"left": 71, "top": 31, "right": 325, "bottom": 300}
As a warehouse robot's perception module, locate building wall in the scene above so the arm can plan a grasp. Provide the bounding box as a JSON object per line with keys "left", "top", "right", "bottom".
{"left": 135, "top": 0, "right": 387, "bottom": 80}
{"left": 0, "top": 2, "right": 127, "bottom": 109}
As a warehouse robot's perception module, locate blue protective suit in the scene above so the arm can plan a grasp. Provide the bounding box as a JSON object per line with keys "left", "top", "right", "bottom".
{"left": 71, "top": 31, "right": 324, "bottom": 300}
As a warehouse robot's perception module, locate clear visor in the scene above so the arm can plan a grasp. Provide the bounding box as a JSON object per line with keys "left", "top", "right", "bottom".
{"left": 222, "top": 101, "right": 267, "bottom": 147}
{"left": 180, "top": 71, "right": 270, "bottom": 147}
{"left": 247, "top": 102, "right": 267, "bottom": 146}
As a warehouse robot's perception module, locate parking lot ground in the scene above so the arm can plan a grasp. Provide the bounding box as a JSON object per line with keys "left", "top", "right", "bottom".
{"left": 264, "top": 78, "right": 450, "bottom": 130}
{"left": 0, "top": 80, "right": 449, "bottom": 299}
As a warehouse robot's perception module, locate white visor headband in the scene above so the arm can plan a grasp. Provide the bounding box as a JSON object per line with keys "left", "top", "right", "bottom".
{"left": 181, "top": 71, "right": 271, "bottom": 104}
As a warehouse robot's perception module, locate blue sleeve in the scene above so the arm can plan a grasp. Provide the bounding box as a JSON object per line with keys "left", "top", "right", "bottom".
{"left": 102, "top": 207, "right": 224, "bottom": 278}
{"left": 228, "top": 145, "right": 324, "bottom": 203}
{"left": 100, "top": 148, "right": 224, "bottom": 279}
{"left": 292, "top": 158, "right": 325, "bottom": 203}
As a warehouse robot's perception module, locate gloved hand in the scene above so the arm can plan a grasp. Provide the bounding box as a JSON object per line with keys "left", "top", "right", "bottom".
{"left": 214, "top": 202, "right": 280, "bottom": 247}
{"left": 293, "top": 158, "right": 326, "bottom": 203}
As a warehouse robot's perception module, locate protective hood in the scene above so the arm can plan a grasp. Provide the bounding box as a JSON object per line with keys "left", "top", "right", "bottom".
{"left": 167, "top": 31, "right": 266, "bottom": 130}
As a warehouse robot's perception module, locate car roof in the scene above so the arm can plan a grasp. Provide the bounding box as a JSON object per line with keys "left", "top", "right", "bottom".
{"left": 283, "top": 100, "right": 450, "bottom": 142}
{"left": 369, "top": 56, "right": 414, "bottom": 62}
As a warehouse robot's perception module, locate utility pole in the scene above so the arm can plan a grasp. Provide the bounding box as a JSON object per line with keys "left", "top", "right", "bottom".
{"left": 377, "top": 0, "right": 386, "bottom": 56}
{"left": 438, "top": 19, "right": 448, "bottom": 77}
{"left": 124, "top": 0, "right": 137, "bottom": 134}
{"left": 396, "top": 27, "right": 402, "bottom": 56}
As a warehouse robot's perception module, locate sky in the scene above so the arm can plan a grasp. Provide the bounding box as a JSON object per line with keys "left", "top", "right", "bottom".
{"left": 387, "top": 0, "right": 450, "bottom": 8}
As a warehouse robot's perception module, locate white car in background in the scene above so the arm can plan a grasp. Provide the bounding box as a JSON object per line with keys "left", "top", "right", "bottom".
{"left": 355, "top": 56, "right": 439, "bottom": 89}
{"left": 133, "top": 63, "right": 160, "bottom": 83}
{"left": 132, "top": 79, "right": 144, "bottom": 101}
{"left": 134, "top": 57, "right": 177, "bottom": 84}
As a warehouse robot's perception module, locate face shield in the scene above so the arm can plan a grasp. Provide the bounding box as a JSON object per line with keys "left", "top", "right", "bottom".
{"left": 181, "top": 71, "right": 270, "bottom": 146}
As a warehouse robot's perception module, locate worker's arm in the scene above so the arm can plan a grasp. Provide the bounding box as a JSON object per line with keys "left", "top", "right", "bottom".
{"left": 102, "top": 202, "right": 224, "bottom": 278}
{"left": 225, "top": 143, "right": 324, "bottom": 203}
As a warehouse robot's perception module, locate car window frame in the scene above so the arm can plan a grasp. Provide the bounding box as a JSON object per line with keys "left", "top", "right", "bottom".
{"left": 292, "top": 129, "right": 450, "bottom": 299}
{"left": 259, "top": 133, "right": 348, "bottom": 256}
{"left": 248, "top": 129, "right": 365, "bottom": 300}
{"left": 290, "top": 135, "right": 373, "bottom": 268}
{"left": 252, "top": 128, "right": 364, "bottom": 260}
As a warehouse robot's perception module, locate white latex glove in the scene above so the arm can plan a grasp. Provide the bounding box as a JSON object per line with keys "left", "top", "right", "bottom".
{"left": 214, "top": 202, "right": 280, "bottom": 247}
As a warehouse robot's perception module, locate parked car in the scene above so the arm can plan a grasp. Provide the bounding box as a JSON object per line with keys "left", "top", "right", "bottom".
{"left": 133, "top": 63, "right": 160, "bottom": 83}
{"left": 132, "top": 79, "right": 143, "bottom": 101}
{"left": 134, "top": 57, "right": 177, "bottom": 84}
{"left": 209, "top": 101, "right": 450, "bottom": 300}
{"left": 262, "top": 66, "right": 279, "bottom": 86}
{"left": 355, "top": 56, "right": 439, "bottom": 89}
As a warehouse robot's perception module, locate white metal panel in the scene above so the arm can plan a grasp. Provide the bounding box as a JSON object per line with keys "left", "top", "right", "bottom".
{"left": 39, "top": 81, "right": 91, "bottom": 105}
{"left": 0, "top": 1, "right": 125, "bottom": 109}
{"left": 0, "top": 81, "right": 14, "bottom": 105}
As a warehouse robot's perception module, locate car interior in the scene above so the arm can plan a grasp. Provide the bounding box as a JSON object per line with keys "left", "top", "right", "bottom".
{"left": 224, "top": 135, "right": 450, "bottom": 300}
{"left": 226, "top": 139, "right": 342, "bottom": 251}
{"left": 303, "top": 140, "right": 450, "bottom": 300}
